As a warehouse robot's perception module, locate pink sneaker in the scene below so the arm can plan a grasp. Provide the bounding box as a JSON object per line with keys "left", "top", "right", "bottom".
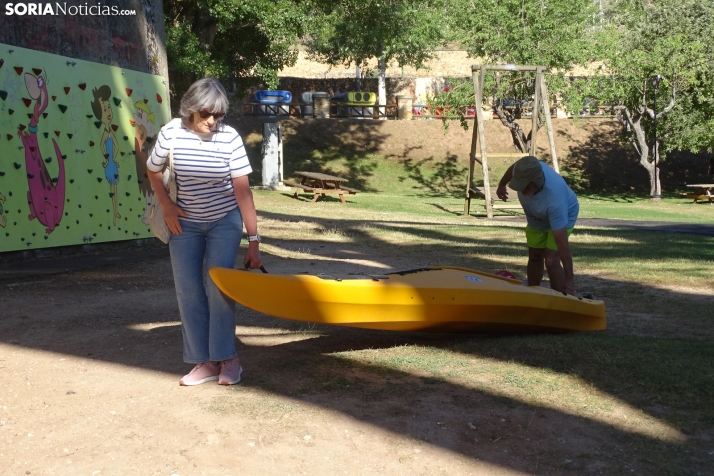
{"left": 179, "top": 362, "right": 220, "bottom": 386}
{"left": 218, "top": 356, "right": 243, "bottom": 385}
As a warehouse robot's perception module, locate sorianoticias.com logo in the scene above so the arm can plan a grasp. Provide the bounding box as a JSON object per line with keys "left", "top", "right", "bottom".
{"left": 4, "top": 3, "right": 136, "bottom": 16}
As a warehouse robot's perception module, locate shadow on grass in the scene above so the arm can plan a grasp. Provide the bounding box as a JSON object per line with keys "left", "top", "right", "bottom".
{"left": 561, "top": 122, "right": 714, "bottom": 197}
{"left": 1, "top": 211, "right": 713, "bottom": 474}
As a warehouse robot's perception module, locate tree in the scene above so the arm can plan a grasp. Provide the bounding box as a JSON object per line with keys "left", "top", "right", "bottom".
{"left": 305, "top": 0, "right": 447, "bottom": 107}
{"left": 163, "top": 0, "right": 310, "bottom": 104}
{"left": 430, "top": 0, "right": 597, "bottom": 152}
{"left": 581, "top": 0, "right": 714, "bottom": 198}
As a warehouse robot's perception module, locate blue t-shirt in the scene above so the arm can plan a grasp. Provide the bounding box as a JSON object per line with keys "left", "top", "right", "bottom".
{"left": 517, "top": 162, "right": 579, "bottom": 231}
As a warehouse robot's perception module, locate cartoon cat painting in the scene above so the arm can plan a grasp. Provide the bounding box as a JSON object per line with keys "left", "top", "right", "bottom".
{"left": 18, "top": 72, "right": 66, "bottom": 234}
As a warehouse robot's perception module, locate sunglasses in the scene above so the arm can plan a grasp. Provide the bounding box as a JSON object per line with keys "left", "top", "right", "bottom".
{"left": 197, "top": 110, "right": 225, "bottom": 120}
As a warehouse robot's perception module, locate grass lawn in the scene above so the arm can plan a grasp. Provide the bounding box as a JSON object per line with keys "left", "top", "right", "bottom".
{"left": 236, "top": 150, "right": 714, "bottom": 473}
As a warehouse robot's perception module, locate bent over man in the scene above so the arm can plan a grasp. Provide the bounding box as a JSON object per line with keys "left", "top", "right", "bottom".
{"left": 496, "top": 156, "right": 579, "bottom": 295}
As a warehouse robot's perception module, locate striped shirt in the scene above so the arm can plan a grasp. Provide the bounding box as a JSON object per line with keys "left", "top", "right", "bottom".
{"left": 147, "top": 118, "right": 252, "bottom": 222}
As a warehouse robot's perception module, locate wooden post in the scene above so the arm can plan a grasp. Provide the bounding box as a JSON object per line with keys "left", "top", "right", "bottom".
{"left": 539, "top": 72, "right": 559, "bottom": 173}
{"left": 464, "top": 90, "right": 480, "bottom": 216}
{"left": 530, "top": 71, "right": 541, "bottom": 157}
{"left": 474, "top": 66, "right": 493, "bottom": 218}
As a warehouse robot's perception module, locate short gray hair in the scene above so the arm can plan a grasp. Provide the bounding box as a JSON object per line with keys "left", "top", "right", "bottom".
{"left": 179, "top": 78, "right": 229, "bottom": 119}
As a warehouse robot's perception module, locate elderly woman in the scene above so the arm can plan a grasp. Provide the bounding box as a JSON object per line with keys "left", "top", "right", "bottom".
{"left": 147, "top": 78, "right": 261, "bottom": 386}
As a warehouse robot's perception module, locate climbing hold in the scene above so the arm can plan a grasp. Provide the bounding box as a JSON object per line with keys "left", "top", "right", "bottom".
{"left": 156, "top": 93, "right": 163, "bottom": 103}
{"left": 7, "top": 109, "right": 13, "bottom": 115}
{"left": 143, "top": 99, "right": 148, "bottom": 104}
{"left": 0, "top": 171, "right": 4, "bottom": 176}
{"left": 97, "top": 177, "right": 103, "bottom": 183}
{"left": 32, "top": 68, "right": 42, "bottom": 75}
{"left": 67, "top": 133, "right": 73, "bottom": 139}
{"left": 51, "top": 96, "right": 56, "bottom": 101}
{"left": 0, "top": 90, "right": 7, "bottom": 101}
{"left": 103, "top": 153, "right": 109, "bottom": 159}
{"left": 22, "top": 98, "right": 32, "bottom": 107}
{"left": 125, "top": 192, "right": 130, "bottom": 196}
{"left": 6, "top": 134, "right": 12, "bottom": 140}
{"left": 120, "top": 152, "right": 125, "bottom": 156}
{"left": 86, "top": 114, "right": 93, "bottom": 118}
{"left": 27, "top": 173, "right": 34, "bottom": 178}
{"left": 109, "top": 192, "right": 114, "bottom": 197}
{"left": 52, "top": 177, "right": 58, "bottom": 183}
{"left": 89, "top": 141, "right": 95, "bottom": 146}
{"left": 137, "top": 179, "right": 143, "bottom": 184}
{"left": 61, "top": 155, "right": 67, "bottom": 159}
{"left": 127, "top": 175, "right": 132, "bottom": 180}
{"left": 54, "top": 131, "right": 60, "bottom": 137}
{"left": 26, "top": 113, "right": 33, "bottom": 119}
{"left": 111, "top": 124, "right": 118, "bottom": 131}
{"left": 42, "top": 112, "right": 48, "bottom": 118}
{"left": 64, "top": 87, "right": 70, "bottom": 94}
{"left": 113, "top": 97, "right": 122, "bottom": 107}
{"left": 0, "top": 59, "right": 3, "bottom": 68}
{"left": 14, "top": 162, "right": 21, "bottom": 169}
{"left": 123, "top": 135, "right": 128, "bottom": 140}
{"left": 45, "top": 157, "right": 52, "bottom": 163}
{"left": 145, "top": 136, "right": 154, "bottom": 144}
{"left": 125, "top": 88, "right": 133, "bottom": 96}
{"left": 13, "top": 66, "right": 23, "bottom": 75}
{"left": 18, "top": 125, "right": 26, "bottom": 131}
{"left": 70, "top": 179, "right": 74, "bottom": 184}
{"left": 43, "top": 132, "right": 48, "bottom": 138}
{"left": 79, "top": 83, "right": 87, "bottom": 90}
{"left": 94, "top": 121, "right": 102, "bottom": 129}
{"left": 87, "top": 169, "right": 93, "bottom": 173}
{"left": 94, "top": 195, "right": 98, "bottom": 199}
{"left": 58, "top": 104, "right": 68, "bottom": 113}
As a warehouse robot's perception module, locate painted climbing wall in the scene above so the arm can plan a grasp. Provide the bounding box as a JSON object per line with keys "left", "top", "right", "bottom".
{"left": 0, "top": 44, "right": 170, "bottom": 253}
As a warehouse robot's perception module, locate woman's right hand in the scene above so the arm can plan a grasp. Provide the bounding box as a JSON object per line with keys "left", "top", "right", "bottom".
{"left": 161, "top": 200, "right": 187, "bottom": 235}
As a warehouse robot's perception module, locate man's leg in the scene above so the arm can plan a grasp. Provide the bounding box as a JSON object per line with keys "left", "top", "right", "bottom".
{"left": 525, "top": 226, "right": 548, "bottom": 286}
{"left": 527, "top": 247, "right": 546, "bottom": 286}
{"left": 543, "top": 248, "right": 566, "bottom": 293}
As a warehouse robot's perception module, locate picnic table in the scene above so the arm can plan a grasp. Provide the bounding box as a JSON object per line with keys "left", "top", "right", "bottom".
{"left": 283, "top": 171, "right": 359, "bottom": 203}
{"left": 682, "top": 184, "right": 714, "bottom": 204}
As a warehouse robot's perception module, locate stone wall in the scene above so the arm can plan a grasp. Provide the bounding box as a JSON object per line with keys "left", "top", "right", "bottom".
{"left": 0, "top": 0, "right": 168, "bottom": 80}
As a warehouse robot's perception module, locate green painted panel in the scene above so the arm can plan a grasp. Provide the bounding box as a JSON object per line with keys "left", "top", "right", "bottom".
{"left": 0, "top": 44, "right": 170, "bottom": 252}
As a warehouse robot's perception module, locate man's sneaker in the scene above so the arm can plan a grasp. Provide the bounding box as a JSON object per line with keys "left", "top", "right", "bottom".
{"left": 179, "top": 362, "right": 220, "bottom": 386}
{"left": 218, "top": 356, "right": 243, "bottom": 385}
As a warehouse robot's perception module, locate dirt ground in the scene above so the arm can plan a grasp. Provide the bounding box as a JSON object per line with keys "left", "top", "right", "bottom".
{"left": 0, "top": 246, "right": 549, "bottom": 476}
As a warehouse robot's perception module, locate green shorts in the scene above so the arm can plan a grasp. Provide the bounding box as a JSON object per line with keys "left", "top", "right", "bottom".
{"left": 525, "top": 225, "right": 574, "bottom": 250}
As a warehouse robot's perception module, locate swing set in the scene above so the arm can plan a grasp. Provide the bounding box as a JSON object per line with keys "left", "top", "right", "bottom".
{"left": 465, "top": 64, "right": 560, "bottom": 219}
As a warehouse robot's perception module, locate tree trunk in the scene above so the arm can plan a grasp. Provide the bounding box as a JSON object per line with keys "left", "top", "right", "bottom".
{"left": 616, "top": 106, "right": 661, "bottom": 200}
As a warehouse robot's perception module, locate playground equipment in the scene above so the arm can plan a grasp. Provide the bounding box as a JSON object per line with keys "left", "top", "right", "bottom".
{"left": 465, "top": 65, "right": 559, "bottom": 218}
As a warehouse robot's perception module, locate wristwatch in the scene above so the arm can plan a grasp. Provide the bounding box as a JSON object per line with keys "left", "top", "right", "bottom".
{"left": 247, "top": 234, "right": 261, "bottom": 243}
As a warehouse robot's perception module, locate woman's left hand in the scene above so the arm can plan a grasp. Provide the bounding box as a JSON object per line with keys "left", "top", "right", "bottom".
{"left": 243, "top": 242, "right": 262, "bottom": 269}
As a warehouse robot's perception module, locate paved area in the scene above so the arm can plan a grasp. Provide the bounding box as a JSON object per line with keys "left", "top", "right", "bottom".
{"left": 493, "top": 216, "right": 714, "bottom": 237}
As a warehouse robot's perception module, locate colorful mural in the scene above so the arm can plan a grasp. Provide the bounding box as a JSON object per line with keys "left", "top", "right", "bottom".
{"left": 0, "top": 44, "right": 170, "bottom": 253}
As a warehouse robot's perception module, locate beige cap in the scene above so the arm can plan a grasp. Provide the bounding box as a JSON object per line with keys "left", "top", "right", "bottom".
{"left": 510, "top": 156, "right": 545, "bottom": 192}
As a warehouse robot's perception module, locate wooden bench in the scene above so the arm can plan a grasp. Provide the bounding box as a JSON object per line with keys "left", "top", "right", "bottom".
{"left": 283, "top": 178, "right": 359, "bottom": 203}
{"left": 682, "top": 184, "right": 714, "bottom": 204}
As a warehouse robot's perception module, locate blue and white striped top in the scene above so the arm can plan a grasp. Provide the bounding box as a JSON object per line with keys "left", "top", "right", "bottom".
{"left": 147, "top": 118, "right": 252, "bottom": 222}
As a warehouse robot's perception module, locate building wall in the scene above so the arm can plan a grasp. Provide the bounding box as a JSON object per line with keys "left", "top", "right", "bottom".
{"left": 0, "top": 2, "right": 170, "bottom": 253}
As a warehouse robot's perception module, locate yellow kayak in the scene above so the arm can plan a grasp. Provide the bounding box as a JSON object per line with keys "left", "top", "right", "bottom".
{"left": 209, "top": 266, "right": 606, "bottom": 333}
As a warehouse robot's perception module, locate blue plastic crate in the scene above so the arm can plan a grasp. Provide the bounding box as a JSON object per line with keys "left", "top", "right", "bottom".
{"left": 255, "top": 90, "right": 292, "bottom": 104}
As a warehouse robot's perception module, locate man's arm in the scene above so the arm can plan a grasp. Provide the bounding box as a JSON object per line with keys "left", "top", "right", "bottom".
{"left": 552, "top": 227, "right": 575, "bottom": 295}
{"left": 496, "top": 164, "right": 516, "bottom": 201}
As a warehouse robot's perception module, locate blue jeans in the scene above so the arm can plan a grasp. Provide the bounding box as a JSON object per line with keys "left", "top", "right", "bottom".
{"left": 169, "top": 207, "right": 243, "bottom": 363}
